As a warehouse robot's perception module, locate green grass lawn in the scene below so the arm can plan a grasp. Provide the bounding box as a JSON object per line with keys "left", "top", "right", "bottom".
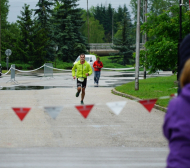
{"left": 2, "top": 70, "right": 9, "bottom": 74}
{"left": 115, "top": 75, "right": 178, "bottom": 108}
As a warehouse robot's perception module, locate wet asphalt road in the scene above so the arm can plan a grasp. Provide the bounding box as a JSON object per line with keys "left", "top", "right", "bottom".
{"left": 0, "top": 70, "right": 173, "bottom": 89}
{"left": 0, "top": 70, "right": 172, "bottom": 168}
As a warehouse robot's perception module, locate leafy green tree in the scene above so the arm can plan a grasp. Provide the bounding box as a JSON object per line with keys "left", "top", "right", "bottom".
{"left": 112, "top": 12, "right": 135, "bottom": 65}
{"left": 53, "top": 0, "right": 87, "bottom": 62}
{"left": 80, "top": 10, "right": 105, "bottom": 43}
{"left": 6, "top": 23, "right": 21, "bottom": 63}
{"left": 1, "top": 0, "right": 10, "bottom": 60}
{"left": 139, "top": 5, "right": 190, "bottom": 72}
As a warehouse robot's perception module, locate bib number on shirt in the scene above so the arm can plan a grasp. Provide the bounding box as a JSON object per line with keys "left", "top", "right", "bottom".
{"left": 78, "top": 78, "right": 84, "bottom": 82}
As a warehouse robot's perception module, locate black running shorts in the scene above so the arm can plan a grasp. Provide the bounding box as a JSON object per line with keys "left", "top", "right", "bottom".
{"left": 77, "top": 78, "right": 87, "bottom": 88}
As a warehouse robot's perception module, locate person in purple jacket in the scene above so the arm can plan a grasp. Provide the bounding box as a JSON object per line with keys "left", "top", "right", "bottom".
{"left": 163, "top": 58, "right": 190, "bottom": 167}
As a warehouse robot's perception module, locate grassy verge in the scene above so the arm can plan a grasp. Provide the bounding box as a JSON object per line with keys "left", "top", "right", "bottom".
{"left": 115, "top": 75, "right": 178, "bottom": 107}
{"left": 100, "top": 56, "right": 133, "bottom": 68}
{"left": 53, "top": 60, "right": 73, "bottom": 69}
{"left": 100, "top": 56, "right": 147, "bottom": 71}
{"left": 2, "top": 70, "right": 9, "bottom": 73}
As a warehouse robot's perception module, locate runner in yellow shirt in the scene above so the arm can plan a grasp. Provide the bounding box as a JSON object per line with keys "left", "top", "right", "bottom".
{"left": 72, "top": 54, "right": 92, "bottom": 104}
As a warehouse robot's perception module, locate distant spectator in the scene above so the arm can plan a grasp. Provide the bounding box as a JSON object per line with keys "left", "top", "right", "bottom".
{"left": 163, "top": 58, "right": 190, "bottom": 168}
{"left": 93, "top": 57, "right": 103, "bottom": 86}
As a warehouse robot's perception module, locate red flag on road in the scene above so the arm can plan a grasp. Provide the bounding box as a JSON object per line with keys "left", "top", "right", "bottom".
{"left": 75, "top": 105, "right": 94, "bottom": 118}
{"left": 138, "top": 99, "right": 157, "bottom": 112}
{"left": 12, "top": 107, "right": 31, "bottom": 121}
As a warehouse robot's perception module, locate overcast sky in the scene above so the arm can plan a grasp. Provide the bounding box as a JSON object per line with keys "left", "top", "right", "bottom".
{"left": 8, "top": 0, "right": 132, "bottom": 23}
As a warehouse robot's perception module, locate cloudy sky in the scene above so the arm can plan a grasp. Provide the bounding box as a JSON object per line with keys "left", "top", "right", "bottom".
{"left": 8, "top": 0, "right": 132, "bottom": 23}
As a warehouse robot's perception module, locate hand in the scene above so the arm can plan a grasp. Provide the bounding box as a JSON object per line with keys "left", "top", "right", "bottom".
{"left": 86, "top": 73, "right": 89, "bottom": 76}
{"left": 73, "top": 76, "right": 76, "bottom": 79}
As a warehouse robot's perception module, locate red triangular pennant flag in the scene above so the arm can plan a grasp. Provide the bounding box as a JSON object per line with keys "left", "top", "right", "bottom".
{"left": 12, "top": 107, "right": 31, "bottom": 121}
{"left": 75, "top": 105, "right": 94, "bottom": 118}
{"left": 138, "top": 99, "right": 157, "bottom": 112}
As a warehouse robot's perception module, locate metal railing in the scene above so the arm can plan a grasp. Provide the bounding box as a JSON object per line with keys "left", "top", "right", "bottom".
{"left": 89, "top": 43, "right": 145, "bottom": 50}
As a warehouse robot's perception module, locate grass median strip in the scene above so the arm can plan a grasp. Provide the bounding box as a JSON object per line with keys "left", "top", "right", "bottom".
{"left": 115, "top": 75, "right": 178, "bottom": 108}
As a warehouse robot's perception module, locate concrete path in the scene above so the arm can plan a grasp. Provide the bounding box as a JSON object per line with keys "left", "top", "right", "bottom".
{"left": 0, "top": 147, "right": 168, "bottom": 168}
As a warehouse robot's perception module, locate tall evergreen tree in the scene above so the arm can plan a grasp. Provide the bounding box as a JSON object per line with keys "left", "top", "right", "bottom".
{"left": 112, "top": 11, "right": 135, "bottom": 65}
{"left": 28, "top": 22, "right": 48, "bottom": 67}
{"left": 16, "top": 4, "right": 48, "bottom": 67}
{"left": 53, "top": 0, "right": 87, "bottom": 62}
{"left": 34, "top": 0, "right": 54, "bottom": 61}
{"left": 16, "top": 4, "right": 33, "bottom": 63}
{"left": 34, "top": 0, "right": 54, "bottom": 29}
{"left": 93, "top": 4, "right": 113, "bottom": 42}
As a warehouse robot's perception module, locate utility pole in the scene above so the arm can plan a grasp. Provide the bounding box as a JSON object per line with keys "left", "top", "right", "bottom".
{"left": 144, "top": 0, "right": 147, "bottom": 79}
{"left": 0, "top": 0, "right": 1, "bottom": 63}
{"left": 142, "top": 0, "right": 144, "bottom": 44}
{"left": 135, "top": 0, "right": 141, "bottom": 90}
{"left": 87, "top": 0, "right": 90, "bottom": 53}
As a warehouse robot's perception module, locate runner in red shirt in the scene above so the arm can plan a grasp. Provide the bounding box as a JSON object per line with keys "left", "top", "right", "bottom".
{"left": 93, "top": 57, "right": 103, "bottom": 86}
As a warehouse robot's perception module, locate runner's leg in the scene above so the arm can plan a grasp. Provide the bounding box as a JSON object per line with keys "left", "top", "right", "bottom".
{"left": 76, "top": 79, "right": 82, "bottom": 97}
{"left": 81, "top": 88, "right": 85, "bottom": 101}
{"left": 81, "top": 78, "right": 87, "bottom": 103}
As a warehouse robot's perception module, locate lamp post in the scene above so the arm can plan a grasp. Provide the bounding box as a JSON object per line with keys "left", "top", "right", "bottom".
{"left": 135, "top": 0, "right": 141, "bottom": 90}
{"left": 177, "top": 0, "right": 183, "bottom": 80}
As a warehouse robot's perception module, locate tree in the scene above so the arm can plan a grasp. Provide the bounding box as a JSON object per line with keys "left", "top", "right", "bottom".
{"left": 92, "top": 4, "right": 134, "bottom": 43}
{"left": 1, "top": 0, "right": 10, "bottom": 60}
{"left": 16, "top": 4, "right": 33, "bottom": 63}
{"left": 112, "top": 11, "right": 135, "bottom": 65}
{"left": 6, "top": 23, "right": 21, "bottom": 63}
{"left": 53, "top": 0, "right": 87, "bottom": 62}
{"left": 80, "top": 10, "right": 105, "bottom": 43}
{"left": 93, "top": 4, "right": 113, "bottom": 42}
{"left": 16, "top": 4, "right": 48, "bottom": 67}
{"left": 34, "top": 0, "right": 54, "bottom": 61}
{"left": 28, "top": 23, "right": 48, "bottom": 67}
{"left": 139, "top": 5, "right": 190, "bottom": 72}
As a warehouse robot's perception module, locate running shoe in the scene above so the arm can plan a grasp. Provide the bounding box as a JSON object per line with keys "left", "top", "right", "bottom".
{"left": 76, "top": 91, "right": 80, "bottom": 97}
{"left": 81, "top": 100, "right": 84, "bottom": 105}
